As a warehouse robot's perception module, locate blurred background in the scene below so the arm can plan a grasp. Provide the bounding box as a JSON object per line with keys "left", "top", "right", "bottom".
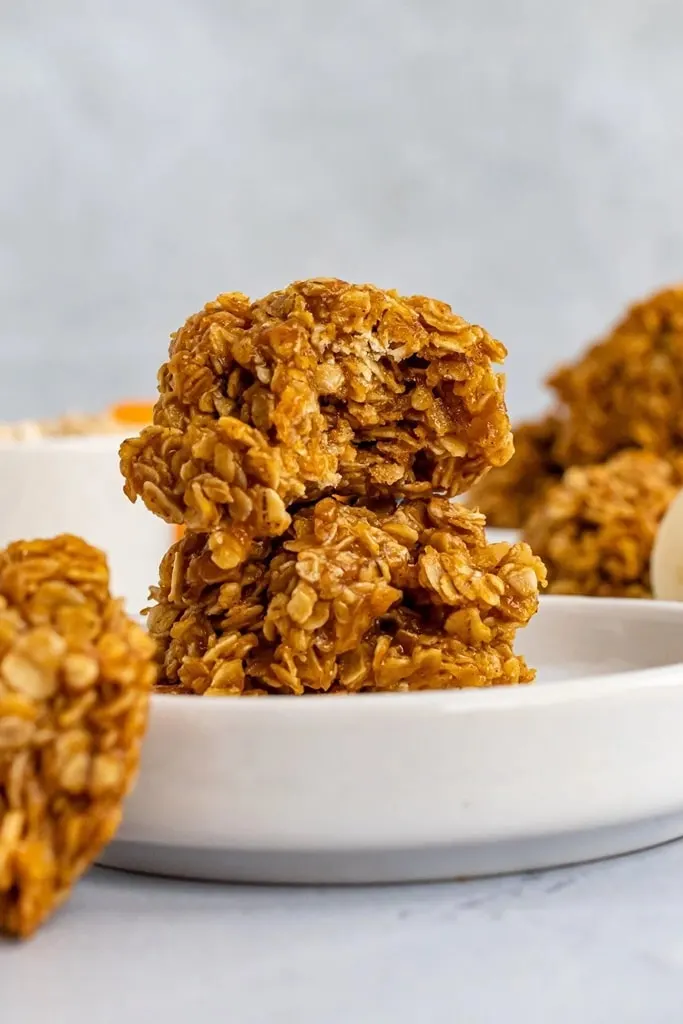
{"left": 1, "top": 0, "right": 682, "bottom": 421}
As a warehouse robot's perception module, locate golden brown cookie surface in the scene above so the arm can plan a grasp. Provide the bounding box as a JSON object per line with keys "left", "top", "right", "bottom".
{"left": 121, "top": 279, "right": 513, "bottom": 568}
{"left": 0, "top": 535, "right": 156, "bottom": 938}
{"left": 466, "top": 415, "right": 564, "bottom": 528}
{"left": 148, "top": 498, "right": 546, "bottom": 695}
{"left": 523, "top": 450, "right": 679, "bottom": 597}
{"left": 549, "top": 286, "right": 683, "bottom": 466}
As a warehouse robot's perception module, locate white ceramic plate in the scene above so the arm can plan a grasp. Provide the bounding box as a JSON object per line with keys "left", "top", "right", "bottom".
{"left": 99, "top": 595, "right": 683, "bottom": 883}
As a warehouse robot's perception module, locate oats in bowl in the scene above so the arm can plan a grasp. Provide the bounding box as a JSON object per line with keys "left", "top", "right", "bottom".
{"left": 0, "top": 404, "right": 154, "bottom": 444}
{"left": 0, "top": 411, "right": 125, "bottom": 442}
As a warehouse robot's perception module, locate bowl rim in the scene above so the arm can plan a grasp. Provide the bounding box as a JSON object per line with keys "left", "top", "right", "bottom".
{"left": 0, "top": 433, "right": 129, "bottom": 452}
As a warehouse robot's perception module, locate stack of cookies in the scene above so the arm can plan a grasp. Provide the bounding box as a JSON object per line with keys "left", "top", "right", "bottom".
{"left": 120, "top": 278, "right": 546, "bottom": 695}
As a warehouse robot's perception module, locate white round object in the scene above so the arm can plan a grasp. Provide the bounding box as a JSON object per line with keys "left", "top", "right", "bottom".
{"left": 0, "top": 435, "right": 172, "bottom": 615}
{"left": 485, "top": 527, "right": 521, "bottom": 545}
{"left": 101, "top": 595, "right": 683, "bottom": 883}
{"left": 651, "top": 487, "right": 683, "bottom": 601}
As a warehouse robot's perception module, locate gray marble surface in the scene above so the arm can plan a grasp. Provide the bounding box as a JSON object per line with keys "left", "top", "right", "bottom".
{"left": 4, "top": 844, "right": 683, "bottom": 1023}
{"left": 2, "top": 0, "right": 683, "bottom": 421}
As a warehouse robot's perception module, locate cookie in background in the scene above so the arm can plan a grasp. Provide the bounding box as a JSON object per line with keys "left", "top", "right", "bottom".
{"left": 468, "top": 284, "right": 683, "bottom": 600}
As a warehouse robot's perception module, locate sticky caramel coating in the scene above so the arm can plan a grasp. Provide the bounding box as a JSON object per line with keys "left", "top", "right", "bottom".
{"left": 523, "top": 450, "right": 680, "bottom": 597}
{"left": 466, "top": 415, "right": 564, "bottom": 528}
{"left": 549, "top": 286, "right": 683, "bottom": 466}
{"left": 0, "top": 535, "right": 156, "bottom": 938}
{"left": 147, "top": 497, "right": 546, "bottom": 696}
{"left": 121, "top": 279, "right": 513, "bottom": 568}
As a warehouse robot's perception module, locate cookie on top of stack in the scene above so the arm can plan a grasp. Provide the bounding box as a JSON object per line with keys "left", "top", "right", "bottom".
{"left": 120, "top": 278, "right": 546, "bottom": 694}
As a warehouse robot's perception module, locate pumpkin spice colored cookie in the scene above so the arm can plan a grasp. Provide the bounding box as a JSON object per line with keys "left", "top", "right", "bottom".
{"left": 0, "top": 535, "right": 156, "bottom": 938}
{"left": 549, "top": 285, "right": 683, "bottom": 466}
{"left": 466, "top": 414, "right": 564, "bottom": 529}
{"left": 147, "top": 497, "right": 545, "bottom": 696}
{"left": 120, "top": 278, "right": 514, "bottom": 569}
{"left": 523, "top": 450, "right": 682, "bottom": 598}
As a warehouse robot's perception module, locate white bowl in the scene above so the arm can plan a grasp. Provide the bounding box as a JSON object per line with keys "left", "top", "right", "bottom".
{"left": 0, "top": 435, "right": 172, "bottom": 615}
{"left": 100, "top": 595, "right": 683, "bottom": 883}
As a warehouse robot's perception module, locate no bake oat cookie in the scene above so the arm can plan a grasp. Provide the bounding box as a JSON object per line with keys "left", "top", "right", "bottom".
{"left": 121, "top": 279, "right": 513, "bottom": 569}
{"left": 466, "top": 415, "right": 564, "bottom": 528}
{"left": 0, "top": 536, "right": 156, "bottom": 937}
{"left": 549, "top": 286, "right": 683, "bottom": 466}
{"left": 523, "top": 451, "right": 680, "bottom": 598}
{"left": 147, "top": 498, "right": 545, "bottom": 696}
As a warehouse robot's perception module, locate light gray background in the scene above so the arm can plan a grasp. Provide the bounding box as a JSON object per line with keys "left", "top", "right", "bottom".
{"left": 6, "top": 850, "right": 683, "bottom": 1024}
{"left": 1, "top": 0, "right": 682, "bottom": 421}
